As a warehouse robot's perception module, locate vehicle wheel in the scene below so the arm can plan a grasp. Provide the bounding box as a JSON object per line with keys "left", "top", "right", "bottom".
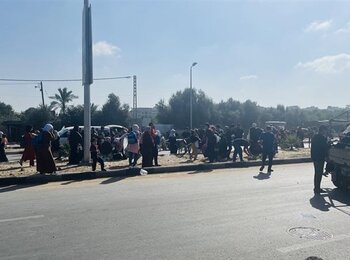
{"left": 332, "top": 166, "right": 349, "bottom": 190}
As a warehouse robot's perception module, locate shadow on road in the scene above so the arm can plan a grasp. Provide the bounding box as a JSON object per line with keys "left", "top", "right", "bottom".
{"left": 100, "top": 176, "right": 128, "bottom": 184}
{"left": 253, "top": 172, "right": 271, "bottom": 180}
{"left": 310, "top": 188, "right": 350, "bottom": 215}
{"left": 0, "top": 183, "right": 44, "bottom": 193}
{"left": 188, "top": 169, "right": 213, "bottom": 174}
{"left": 310, "top": 194, "right": 331, "bottom": 212}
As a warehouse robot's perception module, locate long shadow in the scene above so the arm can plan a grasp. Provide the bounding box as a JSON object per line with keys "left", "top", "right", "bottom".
{"left": 310, "top": 188, "right": 350, "bottom": 215}
{"left": 310, "top": 194, "right": 331, "bottom": 212}
{"left": 253, "top": 171, "right": 271, "bottom": 180}
{"left": 100, "top": 176, "right": 128, "bottom": 185}
{"left": 61, "top": 179, "right": 84, "bottom": 185}
{"left": 0, "top": 183, "right": 44, "bottom": 193}
{"left": 108, "top": 165, "right": 130, "bottom": 170}
{"left": 188, "top": 169, "right": 213, "bottom": 174}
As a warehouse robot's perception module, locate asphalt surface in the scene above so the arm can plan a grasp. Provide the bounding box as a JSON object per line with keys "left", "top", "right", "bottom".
{"left": 0, "top": 163, "right": 349, "bottom": 260}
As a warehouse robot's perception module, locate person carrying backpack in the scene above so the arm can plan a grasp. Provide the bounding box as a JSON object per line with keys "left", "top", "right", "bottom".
{"left": 127, "top": 124, "right": 140, "bottom": 167}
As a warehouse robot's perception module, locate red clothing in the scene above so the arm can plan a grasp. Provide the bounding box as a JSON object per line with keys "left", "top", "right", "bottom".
{"left": 21, "top": 132, "right": 35, "bottom": 164}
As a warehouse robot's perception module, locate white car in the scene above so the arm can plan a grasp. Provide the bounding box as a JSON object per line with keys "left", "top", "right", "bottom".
{"left": 58, "top": 125, "right": 128, "bottom": 147}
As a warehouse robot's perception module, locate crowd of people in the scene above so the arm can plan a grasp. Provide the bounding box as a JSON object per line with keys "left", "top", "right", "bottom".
{"left": 0, "top": 121, "right": 337, "bottom": 194}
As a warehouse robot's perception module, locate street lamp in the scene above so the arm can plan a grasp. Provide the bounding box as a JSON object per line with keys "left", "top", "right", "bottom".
{"left": 190, "top": 62, "right": 197, "bottom": 130}
{"left": 34, "top": 81, "right": 45, "bottom": 107}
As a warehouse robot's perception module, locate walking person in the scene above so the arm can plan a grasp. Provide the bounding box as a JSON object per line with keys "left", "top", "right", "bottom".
{"left": 127, "top": 124, "right": 140, "bottom": 167}
{"left": 149, "top": 123, "right": 160, "bottom": 166}
{"left": 259, "top": 126, "right": 275, "bottom": 173}
{"left": 232, "top": 138, "right": 250, "bottom": 162}
{"left": 189, "top": 129, "right": 200, "bottom": 160}
{"left": 0, "top": 132, "right": 8, "bottom": 162}
{"left": 90, "top": 138, "right": 106, "bottom": 171}
{"left": 311, "top": 125, "right": 329, "bottom": 195}
{"left": 68, "top": 125, "right": 83, "bottom": 164}
{"left": 168, "top": 129, "right": 178, "bottom": 154}
{"left": 35, "top": 124, "right": 57, "bottom": 174}
{"left": 140, "top": 126, "right": 154, "bottom": 168}
{"left": 206, "top": 127, "right": 217, "bottom": 163}
{"left": 19, "top": 125, "right": 36, "bottom": 167}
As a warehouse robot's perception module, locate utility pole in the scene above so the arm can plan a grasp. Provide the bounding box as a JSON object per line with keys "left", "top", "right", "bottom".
{"left": 35, "top": 81, "right": 45, "bottom": 107}
{"left": 40, "top": 81, "right": 45, "bottom": 107}
{"left": 82, "top": 0, "right": 93, "bottom": 162}
{"left": 133, "top": 75, "right": 137, "bottom": 120}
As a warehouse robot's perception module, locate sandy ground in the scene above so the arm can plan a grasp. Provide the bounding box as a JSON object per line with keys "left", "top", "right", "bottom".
{"left": 0, "top": 148, "right": 310, "bottom": 178}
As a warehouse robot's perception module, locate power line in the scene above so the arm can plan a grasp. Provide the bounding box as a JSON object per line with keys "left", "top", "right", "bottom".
{"left": 0, "top": 82, "right": 38, "bottom": 85}
{"left": 0, "top": 76, "right": 132, "bottom": 83}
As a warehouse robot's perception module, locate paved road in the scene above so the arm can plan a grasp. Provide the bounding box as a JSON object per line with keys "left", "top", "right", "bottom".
{"left": 0, "top": 163, "right": 349, "bottom": 260}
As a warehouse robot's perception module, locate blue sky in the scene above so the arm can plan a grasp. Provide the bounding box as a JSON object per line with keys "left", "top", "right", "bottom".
{"left": 1, "top": 0, "right": 350, "bottom": 112}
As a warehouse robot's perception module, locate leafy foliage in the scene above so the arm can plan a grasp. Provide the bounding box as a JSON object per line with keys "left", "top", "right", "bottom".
{"left": 20, "top": 106, "right": 55, "bottom": 130}
{"left": 49, "top": 87, "right": 78, "bottom": 114}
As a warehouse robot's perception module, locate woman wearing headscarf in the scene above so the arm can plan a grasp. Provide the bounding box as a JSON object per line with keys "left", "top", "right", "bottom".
{"left": 0, "top": 131, "right": 8, "bottom": 162}
{"left": 168, "top": 129, "right": 177, "bottom": 154}
{"left": 127, "top": 124, "right": 140, "bottom": 167}
{"left": 19, "top": 125, "right": 36, "bottom": 167}
{"left": 36, "top": 124, "right": 57, "bottom": 174}
{"left": 140, "top": 126, "right": 153, "bottom": 168}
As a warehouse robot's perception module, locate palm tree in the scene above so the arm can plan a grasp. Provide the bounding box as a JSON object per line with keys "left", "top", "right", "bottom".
{"left": 49, "top": 87, "right": 78, "bottom": 114}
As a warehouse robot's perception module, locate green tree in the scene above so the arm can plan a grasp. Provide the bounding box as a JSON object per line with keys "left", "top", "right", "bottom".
{"left": 156, "top": 88, "right": 214, "bottom": 128}
{"left": 49, "top": 87, "right": 78, "bottom": 114}
{"left": 215, "top": 98, "right": 242, "bottom": 126}
{"left": 100, "top": 93, "right": 130, "bottom": 126}
{"left": 0, "top": 101, "right": 17, "bottom": 127}
{"left": 20, "top": 106, "right": 54, "bottom": 130}
{"left": 241, "top": 100, "right": 259, "bottom": 129}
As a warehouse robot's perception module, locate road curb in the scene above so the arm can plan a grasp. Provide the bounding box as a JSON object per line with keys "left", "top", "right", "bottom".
{"left": 0, "top": 157, "right": 312, "bottom": 186}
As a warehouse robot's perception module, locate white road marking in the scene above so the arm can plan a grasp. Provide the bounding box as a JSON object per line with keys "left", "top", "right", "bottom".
{"left": 277, "top": 233, "right": 350, "bottom": 253}
{"left": 0, "top": 215, "right": 44, "bottom": 223}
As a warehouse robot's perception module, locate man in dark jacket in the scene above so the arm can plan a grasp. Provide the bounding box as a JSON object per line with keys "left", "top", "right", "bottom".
{"left": 68, "top": 125, "right": 83, "bottom": 164}
{"left": 311, "top": 125, "right": 329, "bottom": 195}
{"left": 259, "top": 126, "right": 275, "bottom": 173}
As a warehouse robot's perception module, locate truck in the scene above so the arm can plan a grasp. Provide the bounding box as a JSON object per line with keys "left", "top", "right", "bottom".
{"left": 327, "top": 124, "right": 350, "bottom": 190}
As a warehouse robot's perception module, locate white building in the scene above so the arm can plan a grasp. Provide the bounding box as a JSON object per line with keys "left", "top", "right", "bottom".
{"left": 132, "top": 107, "right": 158, "bottom": 126}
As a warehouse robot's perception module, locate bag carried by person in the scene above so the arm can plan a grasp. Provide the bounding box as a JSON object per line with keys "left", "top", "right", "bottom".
{"left": 32, "top": 133, "right": 43, "bottom": 149}
{"left": 127, "top": 131, "right": 137, "bottom": 144}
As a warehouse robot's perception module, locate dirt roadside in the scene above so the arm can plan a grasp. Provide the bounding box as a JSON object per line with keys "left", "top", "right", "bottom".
{"left": 0, "top": 148, "right": 310, "bottom": 178}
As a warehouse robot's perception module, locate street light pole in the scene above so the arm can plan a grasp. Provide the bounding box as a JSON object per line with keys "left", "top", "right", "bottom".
{"left": 35, "top": 81, "right": 45, "bottom": 107}
{"left": 190, "top": 62, "right": 197, "bottom": 130}
{"left": 40, "top": 81, "right": 45, "bottom": 107}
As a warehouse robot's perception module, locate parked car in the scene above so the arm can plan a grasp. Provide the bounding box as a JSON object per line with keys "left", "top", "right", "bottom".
{"left": 58, "top": 125, "right": 128, "bottom": 146}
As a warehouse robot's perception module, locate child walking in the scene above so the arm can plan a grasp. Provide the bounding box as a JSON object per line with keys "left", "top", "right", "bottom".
{"left": 90, "top": 138, "right": 106, "bottom": 171}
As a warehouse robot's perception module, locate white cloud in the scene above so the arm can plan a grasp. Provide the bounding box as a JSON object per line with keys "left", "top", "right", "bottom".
{"left": 335, "top": 22, "right": 350, "bottom": 34}
{"left": 93, "top": 41, "right": 121, "bottom": 57}
{"left": 296, "top": 53, "right": 350, "bottom": 73}
{"left": 305, "top": 20, "right": 332, "bottom": 32}
{"left": 239, "top": 75, "right": 258, "bottom": 81}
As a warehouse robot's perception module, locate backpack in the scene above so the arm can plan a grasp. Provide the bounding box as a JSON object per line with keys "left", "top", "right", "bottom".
{"left": 32, "top": 132, "right": 43, "bottom": 149}
{"left": 127, "top": 131, "right": 137, "bottom": 144}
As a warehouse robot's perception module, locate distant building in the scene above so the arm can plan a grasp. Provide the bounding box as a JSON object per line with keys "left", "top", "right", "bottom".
{"left": 131, "top": 107, "right": 158, "bottom": 126}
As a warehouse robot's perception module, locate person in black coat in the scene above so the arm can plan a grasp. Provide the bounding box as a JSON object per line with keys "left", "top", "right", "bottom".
{"left": 311, "top": 125, "right": 329, "bottom": 194}
{"left": 68, "top": 125, "right": 83, "bottom": 164}
{"left": 140, "top": 127, "right": 154, "bottom": 168}
{"left": 259, "top": 126, "right": 275, "bottom": 173}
